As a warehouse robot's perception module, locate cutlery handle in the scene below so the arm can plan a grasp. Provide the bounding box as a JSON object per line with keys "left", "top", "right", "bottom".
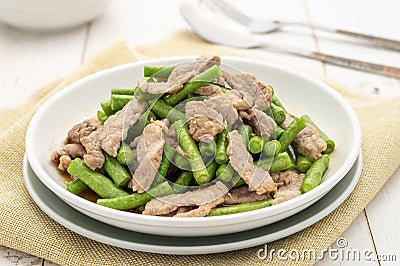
{"left": 262, "top": 44, "right": 400, "bottom": 79}
{"left": 310, "top": 51, "right": 400, "bottom": 79}
{"left": 335, "top": 29, "right": 400, "bottom": 52}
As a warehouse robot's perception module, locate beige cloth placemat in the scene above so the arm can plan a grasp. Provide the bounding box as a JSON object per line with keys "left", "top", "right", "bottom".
{"left": 1, "top": 30, "right": 399, "bottom": 266}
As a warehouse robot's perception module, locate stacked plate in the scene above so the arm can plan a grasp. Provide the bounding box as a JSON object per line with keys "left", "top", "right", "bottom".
{"left": 24, "top": 56, "right": 362, "bottom": 255}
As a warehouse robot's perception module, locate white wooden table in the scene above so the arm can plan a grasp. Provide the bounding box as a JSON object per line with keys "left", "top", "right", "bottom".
{"left": 1, "top": 0, "right": 399, "bottom": 265}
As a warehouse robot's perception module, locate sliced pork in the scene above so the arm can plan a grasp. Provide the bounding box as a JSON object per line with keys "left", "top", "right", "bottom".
{"left": 227, "top": 130, "right": 276, "bottom": 195}
{"left": 129, "top": 121, "right": 165, "bottom": 193}
{"left": 142, "top": 181, "right": 229, "bottom": 217}
{"left": 51, "top": 143, "right": 86, "bottom": 171}
{"left": 271, "top": 170, "right": 304, "bottom": 205}
{"left": 281, "top": 116, "right": 327, "bottom": 161}
{"left": 139, "top": 55, "right": 221, "bottom": 94}
{"left": 65, "top": 118, "right": 100, "bottom": 145}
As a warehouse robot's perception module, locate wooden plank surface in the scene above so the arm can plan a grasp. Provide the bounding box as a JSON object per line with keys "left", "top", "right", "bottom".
{"left": 0, "top": 0, "right": 399, "bottom": 265}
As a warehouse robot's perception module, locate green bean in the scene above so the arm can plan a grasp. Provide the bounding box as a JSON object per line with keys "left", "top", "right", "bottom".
{"left": 67, "top": 158, "right": 129, "bottom": 198}
{"left": 104, "top": 153, "right": 131, "bottom": 187}
{"left": 206, "top": 160, "right": 218, "bottom": 179}
{"left": 173, "top": 151, "right": 191, "bottom": 170}
{"left": 279, "top": 117, "right": 306, "bottom": 152}
{"left": 232, "top": 176, "right": 245, "bottom": 188}
{"left": 151, "top": 99, "right": 186, "bottom": 122}
{"left": 174, "top": 120, "right": 210, "bottom": 184}
{"left": 100, "top": 99, "right": 115, "bottom": 116}
{"left": 273, "top": 126, "right": 285, "bottom": 139}
{"left": 117, "top": 141, "right": 135, "bottom": 165}
{"left": 66, "top": 179, "right": 88, "bottom": 195}
{"left": 257, "top": 152, "right": 295, "bottom": 173}
{"left": 296, "top": 153, "right": 312, "bottom": 173}
{"left": 215, "top": 130, "right": 229, "bottom": 164}
{"left": 270, "top": 103, "right": 286, "bottom": 125}
{"left": 199, "top": 141, "right": 216, "bottom": 158}
{"left": 300, "top": 154, "right": 330, "bottom": 193}
{"left": 248, "top": 135, "right": 263, "bottom": 154}
{"left": 238, "top": 124, "right": 253, "bottom": 147}
{"left": 134, "top": 87, "right": 159, "bottom": 101}
{"left": 111, "top": 87, "right": 136, "bottom": 95}
{"left": 207, "top": 199, "right": 272, "bottom": 216}
{"left": 172, "top": 172, "right": 194, "bottom": 194}
{"left": 147, "top": 111, "right": 157, "bottom": 122}
{"left": 216, "top": 163, "right": 235, "bottom": 183}
{"left": 272, "top": 95, "right": 287, "bottom": 113}
{"left": 300, "top": 115, "right": 335, "bottom": 154}
{"left": 164, "top": 65, "right": 222, "bottom": 106}
{"left": 263, "top": 140, "right": 281, "bottom": 157}
{"left": 144, "top": 65, "right": 175, "bottom": 78}
{"left": 97, "top": 110, "right": 108, "bottom": 123}
{"left": 97, "top": 181, "right": 173, "bottom": 210}
{"left": 111, "top": 94, "right": 135, "bottom": 111}
{"left": 152, "top": 151, "right": 171, "bottom": 187}
{"left": 163, "top": 143, "right": 177, "bottom": 160}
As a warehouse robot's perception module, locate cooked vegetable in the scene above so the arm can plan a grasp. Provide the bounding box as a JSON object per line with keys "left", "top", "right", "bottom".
{"left": 174, "top": 120, "right": 210, "bottom": 184}
{"left": 257, "top": 152, "right": 295, "bottom": 173}
{"left": 206, "top": 160, "right": 218, "bottom": 178}
{"left": 117, "top": 142, "right": 135, "bottom": 165}
{"left": 263, "top": 140, "right": 281, "bottom": 157}
{"left": 97, "top": 181, "right": 173, "bottom": 210}
{"left": 111, "top": 94, "right": 135, "bottom": 111}
{"left": 207, "top": 199, "right": 272, "bottom": 216}
{"left": 164, "top": 65, "right": 222, "bottom": 106}
{"left": 232, "top": 177, "right": 245, "bottom": 188}
{"left": 300, "top": 154, "right": 330, "bottom": 193}
{"left": 66, "top": 179, "right": 88, "bottom": 195}
{"left": 151, "top": 99, "right": 186, "bottom": 122}
{"left": 151, "top": 151, "right": 171, "bottom": 187}
{"left": 215, "top": 130, "right": 229, "bottom": 164}
{"left": 104, "top": 153, "right": 131, "bottom": 187}
{"left": 100, "top": 99, "right": 115, "bottom": 116}
{"left": 67, "top": 158, "right": 129, "bottom": 198}
{"left": 238, "top": 124, "right": 253, "bottom": 146}
{"left": 270, "top": 103, "right": 286, "bottom": 125}
{"left": 199, "top": 141, "right": 216, "bottom": 158}
{"left": 279, "top": 117, "right": 306, "bottom": 152}
{"left": 296, "top": 153, "right": 312, "bottom": 173}
{"left": 272, "top": 95, "right": 287, "bottom": 113}
{"left": 111, "top": 87, "right": 136, "bottom": 95}
{"left": 248, "top": 135, "right": 263, "bottom": 154}
{"left": 144, "top": 65, "right": 175, "bottom": 78}
{"left": 273, "top": 126, "right": 285, "bottom": 139}
{"left": 97, "top": 110, "right": 107, "bottom": 123}
{"left": 300, "top": 115, "right": 335, "bottom": 154}
{"left": 173, "top": 172, "right": 194, "bottom": 194}
{"left": 125, "top": 111, "right": 150, "bottom": 143}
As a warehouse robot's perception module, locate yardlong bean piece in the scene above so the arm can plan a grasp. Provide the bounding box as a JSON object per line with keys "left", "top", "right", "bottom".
{"left": 164, "top": 65, "right": 222, "bottom": 106}
{"left": 216, "top": 163, "right": 234, "bottom": 183}
{"left": 104, "top": 153, "right": 131, "bottom": 187}
{"left": 151, "top": 151, "right": 171, "bottom": 187}
{"left": 257, "top": 152, "right": 295, "bottom": 173}
{"left": 97, "top": 181, "right": 173, "bottom": 210}
{"left": 199, "top": 141, "right": 216, "bottom": 158}
{"left": 296, "top": 153, "right": 312, "bottom": 173}
{"left": 144, "top": 65, "right": 175, "bottom": 78}
{"left": 300, "top": 115, "right": 335, "bottom": 154}
{"left": 173, "top": 172, "right": 194, "bottom": 194}
{"left": 237, "top": 124, "right": 253, "bottom": 147}
{"left": 270, "top": 103, "right": 286, "bottom": 125}
{"left": 215, "top": 130, "right": 229, "bottom": 164}
{"left": 272, "top": 95, "right": 287, "bottom": 113}
{"left": 207, "top": 199, "right": 272, "bottom": 216}
{"left": 111, "top": 94, "right": 135, "bottom": 111}
{"left": 263, "top": 140, "right": 281, "bottom": 157}
{"left": 174, "top": 120, "right": 210, "bottom": 185}
{"left": 125, "top": 111, "right": 149, "bottom": 143}
{"left": 273, "top": 126, "right": 285, "bottom": 139}
{"left": 66, "top": 179, "right": 88, "bottom": 195}
{"left": 97, "top": 110, "right": 107, "bottom": 123}
{"left": 117, "top": 141, "right": 135, "bottom": 165}
{"left": 279, "top": 117, "right": 306, "bottom": 152}
{"left": 100, "top": 99, "right": 115, "bottom": 116}
{"left": 300, "top": 154, "right": 330, "bottom": 193}
{"left": 67, "top": 158, "right": 129, "bottom": 198}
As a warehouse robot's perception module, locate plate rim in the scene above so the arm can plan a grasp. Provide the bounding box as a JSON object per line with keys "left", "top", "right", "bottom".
{"left": 23, "top": 151, "right": 362, "bottom": 255}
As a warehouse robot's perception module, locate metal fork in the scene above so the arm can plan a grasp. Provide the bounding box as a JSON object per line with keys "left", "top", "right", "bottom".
{"left": 204, "top": 0, "right": 400, "bottom": 52}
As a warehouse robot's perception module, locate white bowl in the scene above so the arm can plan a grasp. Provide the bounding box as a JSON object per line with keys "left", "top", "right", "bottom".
{"left": 26, "top": 56, "right": 361, "bottom": 237}
{"left": 0, "top": 0, "right": 111, "bottom": 32}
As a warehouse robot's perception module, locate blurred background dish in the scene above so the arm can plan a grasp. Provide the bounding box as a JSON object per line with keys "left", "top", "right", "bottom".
{"left": 0, "top": 0, "right": 111, "bottom": 32}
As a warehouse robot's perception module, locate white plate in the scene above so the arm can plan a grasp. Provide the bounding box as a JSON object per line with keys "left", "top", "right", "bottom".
{"left": 23, "top": 152, "right": 362, "bottom": 255}
{"left": 25, "top": 56, "right": 361, "bottom": 236}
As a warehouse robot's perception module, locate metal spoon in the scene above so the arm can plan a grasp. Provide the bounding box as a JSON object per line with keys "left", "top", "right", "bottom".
{"left": 180, "top": 2, "right": 400, "bottom": 79}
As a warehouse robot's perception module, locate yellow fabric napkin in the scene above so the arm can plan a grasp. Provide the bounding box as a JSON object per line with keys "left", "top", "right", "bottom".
{"left": 1, "top": 30, "right": 399, "bottom": 266}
